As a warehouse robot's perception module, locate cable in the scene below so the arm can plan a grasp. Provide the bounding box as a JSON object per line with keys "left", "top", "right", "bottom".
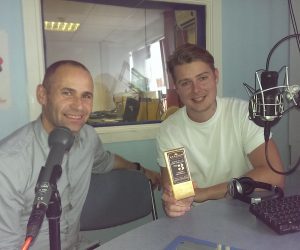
{"left": 288, "top": 0, "right": 300, "bottom": 52}
{"left": 265, "top": 138, "right": 300, "bottom": 175}
{"left": 266, "top": 34, "right": 300, "bottom": 70}
{"left": 21, "top": 237, "right": 33, "bottom": 250}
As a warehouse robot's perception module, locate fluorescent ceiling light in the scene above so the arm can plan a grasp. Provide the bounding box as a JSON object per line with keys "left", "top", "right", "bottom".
{"left": 44, "top": 21, "right": 80, "bottom": 32}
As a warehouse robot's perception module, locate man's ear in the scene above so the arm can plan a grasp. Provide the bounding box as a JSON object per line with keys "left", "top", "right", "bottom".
{"left": 214, "top": 68, "right": 219, "bottom": 83}
{"left": 36, "top": 84, "right": 47, "bottom": 105}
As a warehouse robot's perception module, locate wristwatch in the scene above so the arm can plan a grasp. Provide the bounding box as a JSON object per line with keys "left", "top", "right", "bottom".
{"left": 134, "top": 162, "right": 145, "bottom": 173}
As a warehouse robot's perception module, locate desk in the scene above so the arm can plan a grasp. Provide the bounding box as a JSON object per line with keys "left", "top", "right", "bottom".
{"left": 98, "top": 174, "right": 300, "bottom": 250}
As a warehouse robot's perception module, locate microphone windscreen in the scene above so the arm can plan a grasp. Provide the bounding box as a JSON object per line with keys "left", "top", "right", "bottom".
{"left": 48, "top": 126, "right": 74, "bottom": 151}
{"left": 44, "top": 127, "right": 74, "bottom": 179}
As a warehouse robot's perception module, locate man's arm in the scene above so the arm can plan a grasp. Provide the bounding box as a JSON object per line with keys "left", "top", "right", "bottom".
{"left": 245, "top": 139, "right": 285, "bottom": 187}
{"left": 161, "top": 139, "right": 285, "bottom": 216}
{"left": 193, "top": 139, "right": 285, "bottom": 202}
{"left": 113, "top": 154, "right": 161, "bottom": 189}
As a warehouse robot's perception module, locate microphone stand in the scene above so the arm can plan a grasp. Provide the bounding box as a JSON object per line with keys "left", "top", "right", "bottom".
{"left": 46, "top": 164, "right": 62, "bottom": 250}
{"left": 24, "top": 127, "right": 74, "bottom": 250}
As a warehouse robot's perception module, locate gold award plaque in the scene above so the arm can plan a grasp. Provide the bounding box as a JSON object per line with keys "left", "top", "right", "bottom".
{"left": 164, "top": 147, "right": 195, "bottom": 200}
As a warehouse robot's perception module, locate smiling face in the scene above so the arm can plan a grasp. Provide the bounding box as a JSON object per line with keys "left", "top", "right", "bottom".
{"left": 174, "top": 60, "right": 219, "bottom": 122}
{"left": 37, "top": 63, "right": 94, "bottom": 134}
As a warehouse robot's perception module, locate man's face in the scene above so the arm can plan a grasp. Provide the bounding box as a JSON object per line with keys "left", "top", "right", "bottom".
{"left": 174, "top": 60, "right": 219, "bottom": 122}
{"left": 37, "top": 64, "right": 94, "bottom": 133}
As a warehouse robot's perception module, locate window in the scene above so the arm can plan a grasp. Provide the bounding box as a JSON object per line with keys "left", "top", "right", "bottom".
{"left": 22, "top": 0, "right": 222, "bottom": 142}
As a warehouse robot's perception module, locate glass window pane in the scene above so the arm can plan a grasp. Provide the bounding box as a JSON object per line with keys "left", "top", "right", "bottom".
{"left": 42, "top": 0, "right": 205, "bottom": 127}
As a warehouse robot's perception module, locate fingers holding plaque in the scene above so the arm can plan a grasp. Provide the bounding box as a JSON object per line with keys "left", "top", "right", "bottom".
{"left": 164, "top": 147, "right": 195, "bottom": 200}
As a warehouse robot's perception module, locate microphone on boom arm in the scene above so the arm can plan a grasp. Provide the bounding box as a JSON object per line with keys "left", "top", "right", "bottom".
{"left": 244, "top": 34, "right": 300, "bottom": 142}
{"left": 25, "top": 126, "right": 74, "bottom": 244}
{"left": 243, "top": 34, "right": 300, "bottom": 176}
{"left": 245, "top": 69, "right": 283, "bottom": 142}
{"left": 244, "top": 66, "right": 300, "bottom": 142}
{"left": 244, "top": 67, "right": 300, "bottom": 175}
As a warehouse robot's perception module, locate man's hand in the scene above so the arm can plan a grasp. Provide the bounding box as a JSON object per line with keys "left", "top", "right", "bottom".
{"left": 162, "top": 183, "right": 194, "bottom": 217}
{"left": 143, "top": 168, "right": 161, "bottom": 190}
{"left": 112, "top": 156, "right": 161, "bottom": 190}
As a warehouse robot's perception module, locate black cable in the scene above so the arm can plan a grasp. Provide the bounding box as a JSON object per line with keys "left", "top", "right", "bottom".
{"left": 265, "top": 139, "right": 300, "bottom": 175}
{"left": 266, "top": 34, "right": 300, "bottom": 70}
{"left": 255, "top": 3, "right": 300, "bottom": 176}
{"left": 288, "top": 0, "right": 300, "bottom": 52}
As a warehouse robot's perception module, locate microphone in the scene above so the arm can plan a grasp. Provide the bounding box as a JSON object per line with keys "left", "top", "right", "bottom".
{"left": 248, "top": 70, "right": 283, "bottom": 127}
{"left": 244, "top": 66, "right": 300, "bottom": 142}
{"left": 245, "top": 70, "right": 285, "bottom": 141}
{"left": 26, "top": 127, "right": 74, "bottom": 241}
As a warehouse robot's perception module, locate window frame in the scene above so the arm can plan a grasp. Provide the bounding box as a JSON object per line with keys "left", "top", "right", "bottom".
{"left": 22, "top": 0, "right": 222, "bottom": 143}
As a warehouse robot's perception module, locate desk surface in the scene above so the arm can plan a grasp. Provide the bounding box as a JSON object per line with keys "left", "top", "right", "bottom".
{"left": 98, "top": 175, "right": 300, "bottom": 250}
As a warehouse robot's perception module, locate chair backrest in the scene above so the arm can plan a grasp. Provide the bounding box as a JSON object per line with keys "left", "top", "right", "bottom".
{"left": 80, "top": 169, "right": 158, "bottom": 231}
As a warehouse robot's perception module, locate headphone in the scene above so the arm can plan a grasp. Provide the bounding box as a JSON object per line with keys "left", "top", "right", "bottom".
{"left": 227, "top": 177, "right": 284, "bottom": 204}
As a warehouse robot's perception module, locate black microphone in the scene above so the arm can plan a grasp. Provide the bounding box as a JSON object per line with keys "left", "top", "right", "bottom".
{"left": 247, "top": 70, "right": 284, "bottom": 141}
{"left": 26, "top": 127, "right": 74, "bottom": 241}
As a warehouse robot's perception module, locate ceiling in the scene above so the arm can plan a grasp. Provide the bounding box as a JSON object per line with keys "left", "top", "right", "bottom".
{"left": 43, "top": 0, "right": 165, "bottom": 44}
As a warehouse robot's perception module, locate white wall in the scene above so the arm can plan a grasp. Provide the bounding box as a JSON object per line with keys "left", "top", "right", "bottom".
{"left": 45, "top": 40, "right": 113, "bottom": 111}
{"left": 45, "top": 40, "right": 134, "bottom": 111}
{"left": 45, "top": 13, "right": 165, "bottom": 112}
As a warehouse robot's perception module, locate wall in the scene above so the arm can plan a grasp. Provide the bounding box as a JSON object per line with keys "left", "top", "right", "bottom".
{"left": 222, "top": 0, "right": 289, "bottom": 99}
{"left": 45, "top": 40, "right": 115, "bottom": 111}
{"left": 222, "top": 0, "right": 290, "bottom": 166}
{"left": 0, "top": 1, "right": 29, "bottom": 139}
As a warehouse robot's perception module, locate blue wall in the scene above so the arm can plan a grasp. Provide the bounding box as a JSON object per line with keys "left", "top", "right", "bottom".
{"left": 0, "top": 1, "right": 29, "bottom": 138}
{"left": 222, "top": 0, "right": 290, "bottom": 165}
{"left": 222, "top": 0, "right": 289, "bottom": 99}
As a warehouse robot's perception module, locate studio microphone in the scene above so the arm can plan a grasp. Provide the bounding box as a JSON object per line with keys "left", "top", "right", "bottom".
{"left": 249, "top": 71, "right": 283, "bottom": 126}
{"left": 245, "top": 70, "right": 284, "bottom": 141}
{"left": 25, "top": 126, "right": 74, "bottom": 242}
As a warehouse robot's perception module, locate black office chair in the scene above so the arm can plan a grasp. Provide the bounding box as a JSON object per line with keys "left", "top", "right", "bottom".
{"left": 80, "top": 169, "right": 158, "bottom": 231}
